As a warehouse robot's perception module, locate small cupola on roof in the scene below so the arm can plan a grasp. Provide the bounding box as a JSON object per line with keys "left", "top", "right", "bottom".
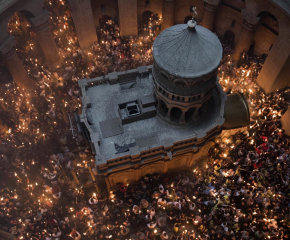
{"left": 152, "top": 7, "right": 223, "bottom": 124}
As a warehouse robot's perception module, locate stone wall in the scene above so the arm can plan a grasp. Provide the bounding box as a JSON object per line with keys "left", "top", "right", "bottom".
{"left": 68, "top": 0, "right": 98, "bottom": 49}
{"left": 137, "top": 0, "right": 163, "bottom": 24}
{"left": 253, "top": 24, "right": 277, "bottom": 56}
{"left": 214, "top": 4, "right": 243, "bottom": 45}
{"left": 247, "top": 0, "right": 290, "bottom": 93}
{"left": 174, "top": 0, "right": 204, "bottom": 24}
{"left": 91, "top": 0, "right": 118, "bottom": 28}
{"left": 105, "top": 145, "right": 211, "bottom": 190}
{"left": 118, "top": 0, "right": 138, "bottom": 37}
{"left": 105, "top": 140, "right": 215, "bottom": 190}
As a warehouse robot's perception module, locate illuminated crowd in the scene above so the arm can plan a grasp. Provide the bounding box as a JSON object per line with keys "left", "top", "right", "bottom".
{"left": 0, "top": 0, "right": 290, "bottom": 239}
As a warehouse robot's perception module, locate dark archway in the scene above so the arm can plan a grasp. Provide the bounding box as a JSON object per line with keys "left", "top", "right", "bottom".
{"left": 7, "top": 11, "right": 35, "bottom": 36}
{"left": 185, "top": 107, "right": 196, "bottom": 122}
{"left": 170, "top": 107, "right": 182, "bottom": 122}
{"left": 19, "top": 10, "right": 35, "bottom": 19}
{"left": 184, "top": 16, "right": 192, "bottom": 24}
{"left": 199, "top": 102, "right": 207, "bottom": 116}
{"left": 257, "top": 11, "right": 279, "bottom": 33}
{"left": 99, "top": 15, "right": 112, "bottom": 28}
{"left": 223, "top": 30, "right": 235, "bottom": 46}
{"left": 142, "top": 10, "right": 153, "bottom": 24}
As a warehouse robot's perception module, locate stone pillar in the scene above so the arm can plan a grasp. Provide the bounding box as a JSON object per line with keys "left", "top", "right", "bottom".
{"left": 68, "top": 0, "right": 98, "bottom": 49}
{"left": 166, "top": 107, "right": 172, "bottom": 120}
{"left": 30, "top": 10, "right": 61, "bottom": 69}
{"left": 193, "top": 107, "right": 199, "bottom": 120}
{"left": 256, "top": 36, "right": 290, "bottom": 93}
{"left": 202, "top": 0, "right": 220, "bottom": 31}
{"left": 179, "top": 111, "right": 186, "bottom": 124}
{"left": 162, "top": 0, "right": 175, "bottom": 31}
{"left": 157, "top": 99, "right": 162, "bottom": 110}
{"left": 232, "top": 9, "right": 260, "bottom": 64}
{"left": 105, "top": 176, "right": 112, "bottom": 192}
{"left": 0, "top": 36, "right": 35, "bottom": 92}
{"left": 118, "top": 0, "right": 138, "bottom": 37}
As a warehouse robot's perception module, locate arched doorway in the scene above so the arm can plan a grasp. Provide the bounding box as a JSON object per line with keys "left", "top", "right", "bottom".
{"left": 223, "top": 30, "right": 235, "bottom": 46}
{"left": 185, "top": 107, "right": 196, "bottom": 122}
{"left": 184, "top": 16, "right": 192, "bottom": 24}
{"left": 170, "top": 107, "right": 182, "bottom": 122}
{"left": 142, "top": 10, "right": 153, "bottom": 24}
{"left": 199, "top": 102, "right": 207, "bottom": 116}
{"left": 99, "top": 15, "right": 112, "bottom": 28}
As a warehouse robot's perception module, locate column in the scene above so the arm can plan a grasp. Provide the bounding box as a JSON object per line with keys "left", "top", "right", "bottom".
{"left": 193, "top": 107, "right": 199, "bottom": 120}
{"left": 256, "top": 33, "right": 290, "bottom": 93}
{"left": 118, "top": 0, "right": 138, "bottom": 37}
{"left": 166, "top": 107, "right": 172, "bottom": 120}
{"left": 157, "top": 99, "right": 162, "bottom": 110}
{"left": 30, "top": 10, "right": 61, "bottom": 69}
{"left": 179, "top": 111, "right": 186, "bottom": 124}
{"left": 0, "top": 36, "right": 35, "bottom": 92}
{"left": 87, "top": 163, "right": 99, "bottom": 191}
{"left": 68, "top": 0, "right": 98, "bottom": 49}
{"left": 202, "top": 0, "right": 220, "bottom": 31}
{"left": 105, "top": 176, "right": 112, "bottom": 192}
{"left": 232, "top": 9, "right": 260, "bottom": 64}
{"left": 161, "top": 0, "right": 175, "bottom": 31}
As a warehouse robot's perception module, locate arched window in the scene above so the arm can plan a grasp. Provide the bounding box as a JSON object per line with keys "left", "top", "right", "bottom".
{"left": 170, "top": 107, "right": 182, "bottom": 122}
{"left": 174, "top": 79, "right": 187, "bottom": 86}
{"left": 185, "top": 107, "right": 196, "bottom": 122}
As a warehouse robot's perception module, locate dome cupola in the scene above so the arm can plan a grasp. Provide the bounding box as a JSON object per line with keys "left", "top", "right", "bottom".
{"left": 153, "top": 10, "right": 223, "bottom": 124}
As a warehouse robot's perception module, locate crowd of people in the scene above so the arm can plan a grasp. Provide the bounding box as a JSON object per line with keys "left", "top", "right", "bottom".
{"left": 0, "top": 0, "right": 290, "bottom": 239}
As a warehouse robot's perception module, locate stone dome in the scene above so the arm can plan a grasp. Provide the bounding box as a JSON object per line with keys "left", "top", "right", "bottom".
{"left": 153, "top": 22, "right": 223, "bottom": 79}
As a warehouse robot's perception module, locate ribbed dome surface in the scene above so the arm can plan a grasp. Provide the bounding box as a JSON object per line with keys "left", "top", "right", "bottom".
{"left": 153, "top": 23, "right": 223, "bottom": 79}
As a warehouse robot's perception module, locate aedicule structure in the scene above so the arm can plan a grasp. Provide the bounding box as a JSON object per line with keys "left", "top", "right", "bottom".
{"left": 78, "top": 17, "right": 250, "bottom": 190}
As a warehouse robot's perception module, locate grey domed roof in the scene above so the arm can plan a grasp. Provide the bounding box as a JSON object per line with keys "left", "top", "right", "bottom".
{"left": 153, "top": 23, "right": 223, "bottom": 79}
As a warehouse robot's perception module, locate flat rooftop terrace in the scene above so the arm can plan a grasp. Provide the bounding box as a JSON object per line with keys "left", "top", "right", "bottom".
{"left": 79, "top": 68, "right": 226, "bottom": 166}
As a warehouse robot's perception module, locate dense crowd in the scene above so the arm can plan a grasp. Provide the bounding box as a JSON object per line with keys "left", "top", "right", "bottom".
{"left": 1, "top": 0, "right": 290, "bottom": 239}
